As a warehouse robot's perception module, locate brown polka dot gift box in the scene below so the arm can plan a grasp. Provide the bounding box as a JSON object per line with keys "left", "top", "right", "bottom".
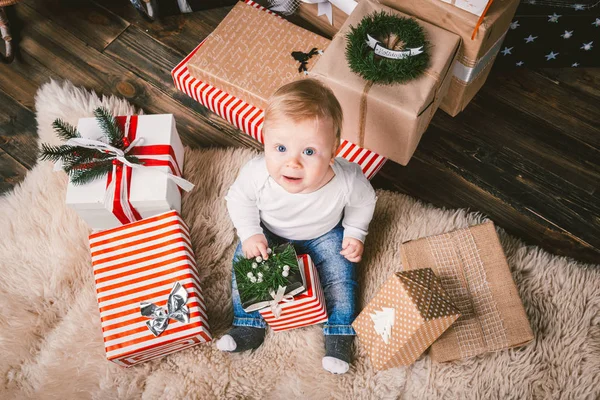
{"left": 352, "top": 268, "right": 461, "bottom": 370}
{"left": 400, "top": 221, "right": 534, "bottom": 362}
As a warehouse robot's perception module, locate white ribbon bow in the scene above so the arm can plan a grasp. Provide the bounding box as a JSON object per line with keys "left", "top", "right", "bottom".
{"left": 268, "top": 285, "right": 295, "bottom": 319}
{"left": 269, "top": 0, "right": 356, "bottom": 25}
{"left": 63, "top": 136, "right": 195, "bottom": 191}
{"left": 301, "top": 0, "right": 357, "bottom": 25}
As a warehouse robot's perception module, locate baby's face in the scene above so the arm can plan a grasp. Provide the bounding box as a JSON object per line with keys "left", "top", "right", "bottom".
{"left": 264, "top": 115, "right": 336, "bottom": 194}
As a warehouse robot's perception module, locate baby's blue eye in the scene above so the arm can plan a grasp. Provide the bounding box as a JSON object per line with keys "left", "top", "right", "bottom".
{"left": 276, "top": 145, "right": 286, "bottom": 152}
{"left": 303, "top": 148, "right": 315, "bottom": 156}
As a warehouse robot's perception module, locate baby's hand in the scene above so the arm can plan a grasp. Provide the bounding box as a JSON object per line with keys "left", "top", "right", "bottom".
{"left": 340, "top": 237, "right": 364, "bottom": 263}
{"left": 242, "top": 234, "right": 269, "bottom": 260}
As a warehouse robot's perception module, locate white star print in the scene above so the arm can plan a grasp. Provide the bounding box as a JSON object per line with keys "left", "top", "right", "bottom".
{"left": 593, "top": 18, "right": 600, "bottom": 27}
{"left": 581, "top": 41, "right": 593, "bottom": 51}
{"left": 516, "top": 61, "right": 524, "bottom": 66}
{"left": 545, "top": 51, "right": 559, "bottom": 60}
{"left": 572, "top": 4, "right": 585, "bottom": 11}
{"left": 501, "top": 46, "right": 513, "bottom": 56}
{"left": 561, "top": 30, "right": 573, "bottom": 39}
{"left": 572, "top": 62, "right": 580, "bottom": 67}
{"left": 524, "top": 34, "right": 538, "bottom": 43}
{"left": 548, "top": 13, "right": 561, "bottom": 23}
{"left": 510, "top": 20, "right": 520, "bottom": 30}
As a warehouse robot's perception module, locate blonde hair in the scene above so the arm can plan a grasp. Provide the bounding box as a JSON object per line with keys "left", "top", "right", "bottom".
{"left": 264, "top": 79, "right": 343, "bottom": 147}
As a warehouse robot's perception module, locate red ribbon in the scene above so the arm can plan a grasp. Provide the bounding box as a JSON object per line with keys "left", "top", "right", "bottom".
{"left": 105, "top": 116, "right": 183, "bottom": 225}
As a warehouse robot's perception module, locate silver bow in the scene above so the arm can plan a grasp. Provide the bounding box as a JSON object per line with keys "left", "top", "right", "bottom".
{"left": 140, "top": 282, "right": 190, "bottom": 337}
{"left": 268, "top": 285, "right": 295, "bottom": 319}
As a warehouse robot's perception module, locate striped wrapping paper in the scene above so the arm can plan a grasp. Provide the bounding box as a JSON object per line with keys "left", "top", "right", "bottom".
{"left": 89, "top": 210, "right": 211, "bottom": 367}
{"left": 259, "top": 254, "right": 328, "bottom": 332}
{"left": 170, "top": 0, "right": 386, "bottom": 180}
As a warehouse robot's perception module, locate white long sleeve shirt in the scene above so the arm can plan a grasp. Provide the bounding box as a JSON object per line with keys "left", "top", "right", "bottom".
{"left": 225, "top": 155, "right": 377, "bottom": 243}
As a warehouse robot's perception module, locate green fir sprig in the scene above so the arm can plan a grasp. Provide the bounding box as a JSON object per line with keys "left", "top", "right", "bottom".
{"left": 39, "top": 107, "right": 142, "bottom": 186}
{"left": 345, "top": 11, "right": 430, "bottom": 84}
{"left": 94, "top": 107, "right": 125, "bottom": 148}
{"left": 234, "top": 243, "right": 301, "bottom": 306}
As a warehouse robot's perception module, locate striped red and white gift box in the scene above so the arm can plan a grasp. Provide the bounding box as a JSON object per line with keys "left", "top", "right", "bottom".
{"left": 170, "top": 0, "right": 386, "bottom": 180}
{"left": 259, "top": 254, "right": 328, "bottom": 332}
{"left": 89, "top": 210, "right": 211, "bottom": 367}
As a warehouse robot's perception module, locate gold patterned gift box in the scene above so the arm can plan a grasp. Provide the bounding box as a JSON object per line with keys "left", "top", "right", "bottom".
{"left": 352, "top": 268, "right": 461, "bottom": 370}
{"left": 400, "top": 221, "right": 534, "bottom": 362}
{"left": 186, "top": 0, "right": 330, "bottom": 111}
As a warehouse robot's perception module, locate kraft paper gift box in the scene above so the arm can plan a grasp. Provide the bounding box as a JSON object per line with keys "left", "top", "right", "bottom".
{"left": 294, "top": 0, "right": 520, "bottom": 116}
{"left": 352, "top": 268, "right": 461, "bottom": 370}
{"left": 375, "top": 0, "right": 520, "bottom": 116}
{"left": 65, "top": 114, "right": 188, "bottom": 231}
{"left": 89, "top": 210, "right": 211, "bottom": 367}
{"left": 400, "top": 221, "right": 534, "bottom": 362}
{"left": 187, "top": 0, "right": 330, "bottom": 111}
{"left": 311, "top": 0, "right": 461, "bottom": 166}
{"left": 171, "top": 0, "right": 387, "bottom": 179}
{"left": 259, "top": 254, "right": 328, "bottom": 332}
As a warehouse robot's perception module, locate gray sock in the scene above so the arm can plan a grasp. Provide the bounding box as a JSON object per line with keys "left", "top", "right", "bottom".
{"left": 226, "top": 326, "right": 266, "bottom": 352}
{"left": 325, "top": 335, "right": 354, "bottom": 363}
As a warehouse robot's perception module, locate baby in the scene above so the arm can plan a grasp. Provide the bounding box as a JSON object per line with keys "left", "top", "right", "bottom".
{"left": 217, "top": 78, "right": 377, "bottom": 374}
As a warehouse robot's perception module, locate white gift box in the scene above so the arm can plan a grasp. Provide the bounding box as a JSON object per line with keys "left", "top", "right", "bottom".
{"left": 65, "top": 114, "right": 186, "bottom": 231}
{"left": 439, "top": 0, "right": 491, "bottom": 16}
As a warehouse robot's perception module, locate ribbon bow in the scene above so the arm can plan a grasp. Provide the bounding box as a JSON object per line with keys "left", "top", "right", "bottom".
{"left": 268, "top": 285, "right": 295, "bottom": 319}
{"left": 301, "top": 0, "right": 357, "bottom": 25}
{"left": 140, "top": 281, "right": 190, "bottom": 337}
{"left": 268, "top": 0, "right": 356, "bottom": 25}
{"left": 63, "top": 137, "right": 194, "bottom": 192}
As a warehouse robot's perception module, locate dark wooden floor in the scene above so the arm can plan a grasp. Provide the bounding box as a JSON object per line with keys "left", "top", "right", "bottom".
{"left": 0, "top": 0, "right": 599, "bottom": 264}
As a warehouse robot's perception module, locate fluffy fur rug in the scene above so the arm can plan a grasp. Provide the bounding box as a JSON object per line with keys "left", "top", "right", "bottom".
{"left": 0, "top": 80, "right": 598, "bottom": 399}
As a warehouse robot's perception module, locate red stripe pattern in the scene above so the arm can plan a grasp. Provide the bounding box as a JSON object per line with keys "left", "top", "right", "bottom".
{"left": 104, "top": 115, "right": 186, "bottom": 225}
{"left": 259, "top": 254, "right": 328, "bottom": 332}
{"left": 89, "top": 210, "right": 212, "bottom": 367}
{"left": 170, "top": 0, "right": 386, "bottom": 180}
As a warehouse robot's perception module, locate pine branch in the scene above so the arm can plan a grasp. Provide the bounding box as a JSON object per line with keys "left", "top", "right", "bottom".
{"left": 52, "top": 119, "right": 81, "bottom": 141}
{"left": 94, "top": 107, "right": 124, "bottom": 148}
{"left": 69, "top": 161, "right": 114, "bottom": 186}
{"left": 39, "top": 143, "right": 78, "bottom": 163}
{"left": 62, "top": 148, "right": 110, "bottom": 172}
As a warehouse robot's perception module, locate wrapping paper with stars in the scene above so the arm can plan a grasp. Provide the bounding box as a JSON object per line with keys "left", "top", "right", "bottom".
{"left": 352, "top": 268, "right": 461, "bottom": 370}
{"left": 495, "top": 0, "right": 599, "bottom": 68}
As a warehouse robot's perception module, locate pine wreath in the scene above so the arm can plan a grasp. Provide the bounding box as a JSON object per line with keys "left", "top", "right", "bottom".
{"left": 234, "top": 243, "right": 303, "bottom": 309}
{"left": 345, "top": 11, "right": 430, "bottom": 84}
{"left": 39, "top": 108, "right": 142, "bottom": 185}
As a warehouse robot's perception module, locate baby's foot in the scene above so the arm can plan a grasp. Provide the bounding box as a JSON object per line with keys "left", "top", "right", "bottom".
{"left": 216, "top": 326, "right": 266, "bottom": 353}
{"left": 322, "top": 335, "right": 353, "bottom": 374}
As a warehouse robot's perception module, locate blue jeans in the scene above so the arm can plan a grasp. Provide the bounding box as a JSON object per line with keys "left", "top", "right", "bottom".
{"left": 231, "top": 222, "right": 357, "bottom": 336}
